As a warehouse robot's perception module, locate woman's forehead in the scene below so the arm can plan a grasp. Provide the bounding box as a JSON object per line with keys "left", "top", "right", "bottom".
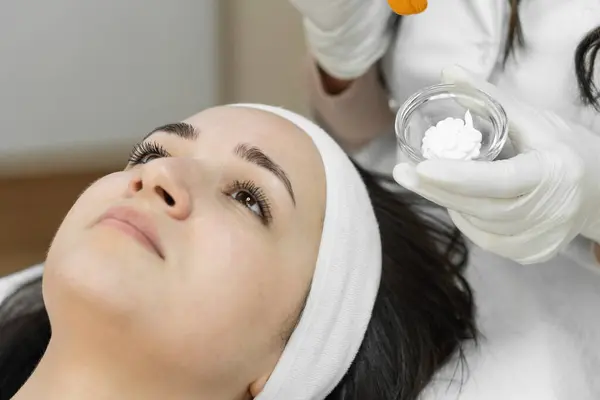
{"left": 183, "top": 106, "right": 323, "bottom": 172}
{"left": 179, "top": 105, "right": 327, "bottom": 208}
{"left": 183, "top": 106, "right": 303, "bottom": 139}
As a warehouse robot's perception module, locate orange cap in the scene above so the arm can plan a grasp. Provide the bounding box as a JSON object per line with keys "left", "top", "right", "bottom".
{"left": 388, "top": 0, "right": 428, "bottom": 15}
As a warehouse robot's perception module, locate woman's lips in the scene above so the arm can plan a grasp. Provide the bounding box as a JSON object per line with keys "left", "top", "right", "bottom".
{"left": 96, "top": 206, "right": 164, "bottom": 259}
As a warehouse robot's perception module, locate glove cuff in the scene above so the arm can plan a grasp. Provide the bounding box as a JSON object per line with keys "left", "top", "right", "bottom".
{"left": 302, "top": 7, "right": 393, "bottom": 80}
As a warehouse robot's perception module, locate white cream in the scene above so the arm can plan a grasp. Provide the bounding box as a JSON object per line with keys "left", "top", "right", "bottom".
{"left": 421, "top": 110, "right": 483, "bottom": 161}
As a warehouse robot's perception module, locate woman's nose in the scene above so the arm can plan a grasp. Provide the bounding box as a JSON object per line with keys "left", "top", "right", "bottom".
{"left": 127, "top": 160, "right": 192, "bottom": 220}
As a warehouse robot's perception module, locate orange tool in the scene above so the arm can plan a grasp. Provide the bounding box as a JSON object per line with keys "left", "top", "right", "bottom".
{"left": 388, "top": 0, "right": 428, "bottom": 15}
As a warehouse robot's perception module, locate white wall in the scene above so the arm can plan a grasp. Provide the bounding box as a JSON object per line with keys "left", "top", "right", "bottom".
{"left": 0, "top": 0, "right": 219, "bottom": 175}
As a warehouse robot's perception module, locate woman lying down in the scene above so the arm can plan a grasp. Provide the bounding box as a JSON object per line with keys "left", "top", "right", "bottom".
{"left": 0, "top": 104, "right": 476, "bottom": 400}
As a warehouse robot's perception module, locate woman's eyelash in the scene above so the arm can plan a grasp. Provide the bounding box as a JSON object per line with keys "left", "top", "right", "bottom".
{"left": 226, "top": 180, "right": 273, "bottom": 226}
{"left": 128, "top": 141, "right": 170, "bottom": 165}
{"left": 127, "top": 142, "right": 273, "bottom": 226}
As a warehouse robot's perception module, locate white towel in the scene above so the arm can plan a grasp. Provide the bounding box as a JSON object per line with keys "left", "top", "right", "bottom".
{"left": 230, "top": 104, "right": 382, "bottom": 400}
{"left": 0, "top": 263, "right": 44, "bottom": 304}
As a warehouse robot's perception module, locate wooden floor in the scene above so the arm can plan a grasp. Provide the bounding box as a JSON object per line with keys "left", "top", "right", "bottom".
{"left": 0, "top": 169, "right": 113, "bottom": 278}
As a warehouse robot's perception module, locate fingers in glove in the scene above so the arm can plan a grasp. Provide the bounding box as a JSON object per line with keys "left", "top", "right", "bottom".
{"left": 448, "top": 210, "right": 566, "bottom": 264}
{"left": 394, "top": 164, "right": 533, "bottom": 219}
{"left": 413, "top": 152, "right": 543, "bottom": 198}
{"left": 456, "top": 212, "right": 535, "bottom": 236}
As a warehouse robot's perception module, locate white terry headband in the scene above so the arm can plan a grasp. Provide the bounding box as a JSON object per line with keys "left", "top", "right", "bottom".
{"left": 230, "top": 104, "right": 382, "bottom": 399}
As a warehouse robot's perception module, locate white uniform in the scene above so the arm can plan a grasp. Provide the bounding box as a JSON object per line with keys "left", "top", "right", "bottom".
{"left": 311, "top": 0, "right": 600, "bottom": 398}
{"left": 354, "top": 0, "right": 600, "bottom": 171}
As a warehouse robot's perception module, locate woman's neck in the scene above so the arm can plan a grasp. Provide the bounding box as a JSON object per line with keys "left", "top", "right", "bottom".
{"left": 11, "top": 336, "right": 233, "bottom": 400}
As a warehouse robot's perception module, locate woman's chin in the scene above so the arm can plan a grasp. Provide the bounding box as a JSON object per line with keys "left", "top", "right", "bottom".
{"left": 44, "top": 235, "right": 165, "bottom": 327}
{"left": 50, "top": 226, "right": 163, "bottom": 273}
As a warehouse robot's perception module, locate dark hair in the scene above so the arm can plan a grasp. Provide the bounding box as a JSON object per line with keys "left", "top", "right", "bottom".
{"left": 505, "top": 0, "right": 600, "bottom": 110}
{"left": 325, "top": 166, "right": 476, "bottom": 399}
{"left": 0, "top": 164, "right": 477, "bottom": 400}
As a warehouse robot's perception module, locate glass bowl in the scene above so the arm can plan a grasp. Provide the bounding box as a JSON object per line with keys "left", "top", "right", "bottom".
{"left": 395, "top": 83, "right": 508, "bottom": 164}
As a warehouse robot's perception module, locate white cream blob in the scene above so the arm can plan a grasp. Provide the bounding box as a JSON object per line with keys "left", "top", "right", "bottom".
{"left": 421, "top": 110, "right": 483, "bottom": 161}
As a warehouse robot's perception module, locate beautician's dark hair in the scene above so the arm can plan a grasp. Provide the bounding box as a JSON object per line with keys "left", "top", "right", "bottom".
{"left": 386, "top": 1, "right": 600, "bottom": 111}
{"left": 0, "top": 164, "right": 477, "bottom": 400}
{"left": 505, "top": 0, "right": 600, "bottom": 110}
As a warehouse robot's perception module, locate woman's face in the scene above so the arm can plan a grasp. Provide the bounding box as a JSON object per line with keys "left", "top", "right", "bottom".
{"left": 44, "top": 106, "right": 326, "bottom": 396}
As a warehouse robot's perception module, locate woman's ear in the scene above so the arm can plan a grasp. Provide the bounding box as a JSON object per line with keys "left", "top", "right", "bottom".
{"left": 249, "top": 374, "right": 269, "bottom": 398}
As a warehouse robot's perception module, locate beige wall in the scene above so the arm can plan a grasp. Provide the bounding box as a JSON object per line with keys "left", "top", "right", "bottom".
{"left": 0, "top": 1, "right": 311, "bottom": 276}
{"left": 219, "top": 0, "right": 310, "bottom": 116}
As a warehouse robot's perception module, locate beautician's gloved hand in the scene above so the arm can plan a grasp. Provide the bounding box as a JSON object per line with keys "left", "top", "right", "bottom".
{"left": 288, "top": 0, "right": 392, "bottom": 79}
{"left": 393, "top": 65, "right": 600, "bottom": 264}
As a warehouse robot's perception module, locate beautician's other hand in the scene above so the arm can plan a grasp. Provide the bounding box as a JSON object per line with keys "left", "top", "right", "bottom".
{"left": 393, "top": 65, "right": 600, "bottom": 264}
{"left": 289, "top": 0, "right": 393, "bottom": 79}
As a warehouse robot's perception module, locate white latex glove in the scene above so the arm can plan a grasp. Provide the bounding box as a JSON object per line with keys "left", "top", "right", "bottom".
{"left": 288, "top": 0, "right": 393, "bottom": 79}
{"left": 393, "top": 65, "right": 600, "bottom": 264}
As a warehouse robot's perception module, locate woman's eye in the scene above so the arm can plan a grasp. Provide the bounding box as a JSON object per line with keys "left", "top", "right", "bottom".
{"left": 128, "top": 141, "right": 170, "bottom": 166}
{"left": 138, "top": 154, "right": 162, "bottom": 164}
{"left": 231, "top": 190, "right": 263, "bottom": 217}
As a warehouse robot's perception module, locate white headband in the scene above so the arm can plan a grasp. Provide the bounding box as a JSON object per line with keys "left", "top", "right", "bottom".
{"left": 230, "top": 104, "right": 382, "bottom": 399}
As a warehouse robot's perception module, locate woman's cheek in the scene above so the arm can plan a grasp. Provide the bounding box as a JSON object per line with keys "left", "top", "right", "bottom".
{"left": 53, "top": 172, "right": 128, "bottom": 238}
{"left": 190, "top": 212, "right": 274, "bottom": 273}
{"left": 181, "top": 215, "right": 282, "bottom": 320}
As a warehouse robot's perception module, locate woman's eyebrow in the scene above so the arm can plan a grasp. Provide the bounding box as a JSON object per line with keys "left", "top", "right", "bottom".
{"left": 234, "top": 143, "right": 296, "bottom": 206}
{"left": 143, "top": 122, "right": 199, "bottom": 141}
{"left": 141, "top": 125, "right": 296, "bottom": 206}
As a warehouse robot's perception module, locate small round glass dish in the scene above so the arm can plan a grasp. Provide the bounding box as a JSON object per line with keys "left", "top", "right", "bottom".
{"left": 395, "top": 83, "right": 508, "bottom": 164}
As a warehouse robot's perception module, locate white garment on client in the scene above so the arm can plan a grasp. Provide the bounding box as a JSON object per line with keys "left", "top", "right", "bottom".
{"left": 0, "top": 264, "right": 44, "bottom": 304}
